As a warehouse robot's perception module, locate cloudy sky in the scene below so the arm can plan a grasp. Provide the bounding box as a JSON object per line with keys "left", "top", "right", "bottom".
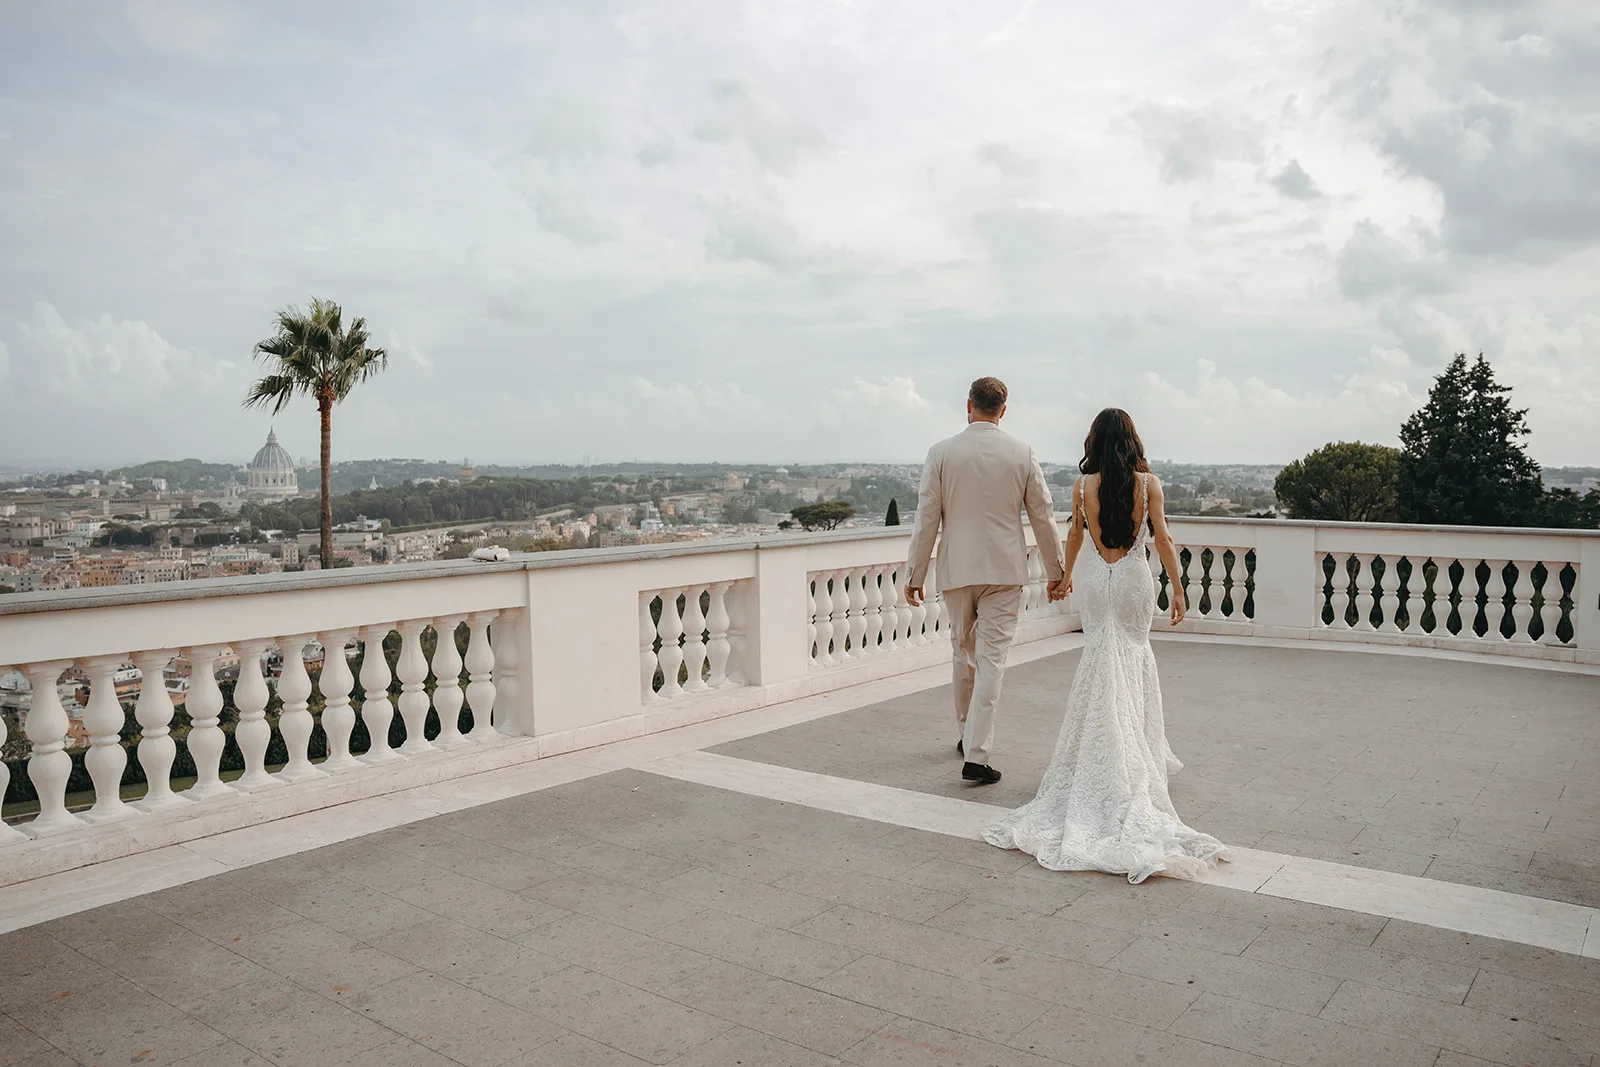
{"left": 1, "top": 0, "right": 1596, "bottom": 467}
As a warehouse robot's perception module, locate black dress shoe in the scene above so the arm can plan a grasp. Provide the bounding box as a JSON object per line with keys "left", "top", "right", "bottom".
{"left": 962, "top": 762, "right": 1001, "bottom": 785}
{"left": 956, "top": 739, "right": 963, "bottom": 757}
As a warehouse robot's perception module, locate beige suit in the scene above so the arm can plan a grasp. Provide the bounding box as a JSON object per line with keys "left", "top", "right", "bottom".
{"left": 906, "top": 422, "right": 1065, "bottom": 765}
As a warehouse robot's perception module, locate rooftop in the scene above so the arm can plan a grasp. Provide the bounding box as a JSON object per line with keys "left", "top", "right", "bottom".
{"left": 1, "top": 517, "right": 1597, "bottom": 1066}
{"left": 3, "top": 636, "right": 1598, "bottom": 1067}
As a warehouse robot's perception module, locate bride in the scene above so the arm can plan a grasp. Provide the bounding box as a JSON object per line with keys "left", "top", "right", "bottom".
{"left": 982, "top": 408, "right": 1230, "bottom": 882}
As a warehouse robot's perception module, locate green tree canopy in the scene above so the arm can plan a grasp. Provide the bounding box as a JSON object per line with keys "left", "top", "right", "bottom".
{"left": 790, "top": 501, "right": 855, "bottom": 531}
{"left": 1274, "top": 442, "right": 1400, "bottom": 522}
{"left": 1397, "top": 354, "right": 1543, "bottom": 526}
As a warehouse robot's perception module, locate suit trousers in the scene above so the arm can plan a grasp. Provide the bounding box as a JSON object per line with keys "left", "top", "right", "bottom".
{"left": 940, "top": 583, "right": 1022, "bottom": 767}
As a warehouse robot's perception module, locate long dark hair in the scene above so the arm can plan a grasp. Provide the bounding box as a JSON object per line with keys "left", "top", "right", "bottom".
{"left": 1079, "top": 408, "right": 1151, "bottom": 550}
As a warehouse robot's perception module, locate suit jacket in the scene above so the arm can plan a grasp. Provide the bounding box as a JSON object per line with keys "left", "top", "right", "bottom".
{"left": 905, "top": 421, "right": 1066, "bottom": 591}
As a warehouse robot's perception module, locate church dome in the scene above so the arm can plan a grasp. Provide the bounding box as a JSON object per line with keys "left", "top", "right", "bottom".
{"left": 246, "top": 429, "right": 299, "bottom": 500}
{"left": 250, "top": 430, "right": 295, "bottom": 475}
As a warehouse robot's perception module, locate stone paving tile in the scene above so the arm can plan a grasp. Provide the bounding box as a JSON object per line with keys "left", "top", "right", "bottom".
{"left": 188, "top": 979, "right": 394, "bottom": 1067}
{"left": 1465, "top": 969, "right": 1600, "bottom": 1044}
{"left": 679, "top": 1026, "right": 848, "bottom": 1067}
{"left": 1424, "top": 857, "right": 1600, "bottom": 908}
{"left": 502, "top": 965, "right": 734, "bottom": 1065}
{"left": 271, "top": 874, "right": 438, "bottom": 942}
{"left": 968, "top": 946, "right": 1201, "bottom": 1028}
{"left": 654, "top": 909, "right": 862, "bottom": 984}
{"left": 516, "top": 911, "right": 718, "bottom": 991}
{"left": 1105, "top": 935, "right": 1343, "bottom": 1016}
{"left": 351, "top": 970, "right": 563, "bottom": 1067}
{"left": 81, "top": 925, "right": 275, "bottom": 1013}
{"left": 1372, "top": 919, "right": 1600, "bottom": 995}
{"left": 0, "top": 927, "right": 117, "bottom": 1015}
{"left": 168, "top": 1040, "right": 277, "bottom": 1066}
{"left": 1054, "top": 888, "right": 1267, "bottom": 954}
{"left": 228, "top": 919, "right": 422, "bottom": 1002}
{"left": 1170, "top": 991, "right": 1441, "bottom": 1067}
{"left": 1253, "top": 830, "right": 1435, "bottom": 876}
{"left": 1320, "top": 979, "right": 1594, "bottom": 1065}
{"left": 926, "top": 900, "right": 1135, "bottom": 966}
{"left": 387, "top": 866, "right": 572, "bottom": 937}
{"left": 656, "top": 865, "right": 836, "bottom": 928}
{"left": 893, "top": 857, "right": 1089, "bottom": 915}
{"left": 1010, "top": 1002, "right": 1281, "bottom": 1067}
{"left": 500, "top": 1030, "right": 651, "bottom": 1066}
{"left": 1241, "top": 924, "right": 1478, "bottom": 1004}
{"left": 0, "top": 1014, "right": 60, "bottom": 1066}
{"left": 335, "top": 1035, "right": 464, "bottom": 1067}
{"left": 666, "top": 958, "right": 895, "bottom": 1056}
{"left": 521, "top": 870, "right": 705, "bottom": 934}
{"left": 773, "top": 865, "right": 966, "bottom": 924}
{"left": 379, "top": 833, "right": 578, "bottom": 892}
{"left": 1179, "top": 882, "right": 1387, "bottom": 946}
{"left": 841, "top": 1016, "right": 1065, "bottom": 1067}
{"left": 26, "top": 975, "right": 232, "bottom": 1066}
{"left": 367, "top": 916, "right": 568, "bottom": 994}
{"left": 792, "top": 905, "right": 1004, "bottom": 979}
{"left": 814, "top": 955, "right": 1052, "bottom": 1045}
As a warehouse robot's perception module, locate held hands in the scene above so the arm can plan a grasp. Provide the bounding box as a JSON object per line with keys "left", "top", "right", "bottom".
{"left": 1047, "top": 578, "right": 1072, "bottom": 602}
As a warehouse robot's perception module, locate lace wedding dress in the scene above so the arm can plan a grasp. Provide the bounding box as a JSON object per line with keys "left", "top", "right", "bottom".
{"left": 982, "top": 474, "right": 1230, "bottom": 883}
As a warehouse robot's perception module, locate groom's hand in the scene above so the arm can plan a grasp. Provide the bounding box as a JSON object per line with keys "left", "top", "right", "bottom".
{"left": 905, "top": 585, "right": 924, "bottom": 607}
{"left": 1048, "top": 578, "right": 1071, "bottom": 602}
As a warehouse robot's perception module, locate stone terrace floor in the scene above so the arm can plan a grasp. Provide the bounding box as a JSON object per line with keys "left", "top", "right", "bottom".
{"left": 2, "top": 639, "right": 1598, "bottom": 1067}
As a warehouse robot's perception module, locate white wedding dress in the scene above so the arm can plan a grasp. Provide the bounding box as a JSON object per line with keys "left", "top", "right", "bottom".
{"left": 982, "top": 474, "right": 1230, "bottom": 883}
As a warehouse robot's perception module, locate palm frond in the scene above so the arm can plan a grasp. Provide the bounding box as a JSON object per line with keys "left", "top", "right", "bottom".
{"left": 242, "top": 373, "right": 305, "bottom": 414}
{"left": 245, "top": 296, "right": 389, "bottom": 410}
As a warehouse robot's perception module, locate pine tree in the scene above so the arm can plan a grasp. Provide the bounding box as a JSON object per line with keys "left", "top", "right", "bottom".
{"left": 884, "top": 497, "right": 900, "bottom": 526}
{"left": 1396, "top": 354, "right": 1543, "bottom": 526}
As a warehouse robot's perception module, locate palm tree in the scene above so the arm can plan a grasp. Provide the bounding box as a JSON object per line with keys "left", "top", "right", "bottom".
{"left": 244, "top": 298, "right": 388, "bottom": 569}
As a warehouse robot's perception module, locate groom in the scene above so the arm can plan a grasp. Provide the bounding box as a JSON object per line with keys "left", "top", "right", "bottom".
{"left": 904, "top": 377, "right": 1066, "bottom": 785}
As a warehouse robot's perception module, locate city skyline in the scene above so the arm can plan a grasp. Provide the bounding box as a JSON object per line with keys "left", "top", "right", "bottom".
{"left": 2, "top": 2, "right": 1598, "bottom": 466}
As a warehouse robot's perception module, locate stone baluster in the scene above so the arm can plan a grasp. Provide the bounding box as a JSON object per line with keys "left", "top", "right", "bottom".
{"left": 181, "top": 645, "right": 233, "bottom": 799}
{"left": 879, "top": 568, "right": 901, "bottom": 650}
{"left": 656, "top": 590, "right": 685, "bottom": 697}
{"left": 131, "top": 649, "right": 188, "bottom": 811}
{"left": 275, "top": 635, "right": 324, "bottom": 781}
{"left": 0, "top": 695, "right": 25, "bottom": 842}
{"left": 863, "top": 566, "right": 885, "bottom": 654}
{"left": 1482, "top": 560, "right": 1509, "bottom": 640}
{"left": 681, "top": 587, "right": 709, "bottom": 693}
{"left": 929, "top": 577, "right": 949, "bottom": 639}
{"left": 431, "top": 617, "right": 467, "bottom": 745}
{"left": 21, "top": 660, "right": 83, "bottom": 835}
{"left": 895, "top": 569, "right": 914, "bottom": 649}
{"left": 464, "top": 612, "right": 498, "bottom": 737}
{"left": 1023, "top": 549, "right": 1042, "bottom": 614}
{"left": 848, "top": 569, "right": 869, "bottom": 657}
{"left": 1328, "top": 555, "right": 1351, "bottom": 629}
{"left": 395, "top": 620, "right": 433, "bottom": 755}
{"left": 358, "top": 626, "right": 399, "bottom": 762}
{"left": 1375, "top": 555, "right": 1400, "bottom": 632}
{"left": 80, "top": 657, "right": 135, "bottom": 821}
{"left": 233, "top": 640, "right": 278, "bottom": 788}
{"left": 705, "top": 583, "right": 732, "bottom": 687}
{"left": 641, "top": 595, "right": 662, "bottom": 701}
{"left": 1538, "top": 565, "right": 1565, "bottom": 644}
{"left": 811, "top": 575, "right": 835, "bottom": 666}
{"left": 490, "top": 612, "right": 523, "bottom": 735}
{"left": 317, "top": 631, "right": 360, "bottom": 770}
{"left": 1510, "top": 562, "right": 1536, "bottom": 643}
{"left": 725, "top": 585, "right": 748, "bottom": 683}
{"left": 831, "top": 571, "right": 851, "bottom": 660}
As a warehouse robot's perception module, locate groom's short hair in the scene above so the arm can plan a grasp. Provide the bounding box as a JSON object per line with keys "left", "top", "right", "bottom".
{"left": 969, "top": 376, "right": 1007, "bottom": 415}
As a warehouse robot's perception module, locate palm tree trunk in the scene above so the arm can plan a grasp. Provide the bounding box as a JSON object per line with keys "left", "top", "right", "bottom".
{"left": 319, "top": 396, "right": 333, "bottom": 569}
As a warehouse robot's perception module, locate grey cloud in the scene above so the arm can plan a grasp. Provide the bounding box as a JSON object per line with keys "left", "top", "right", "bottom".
{"left": 977, "top": 142, "right": 1038, "bottom": 178}
{"left": 527, "top": 180, "right": 612, "bottom": 244}
{"left": 1126, "top": 102, "right": 1262, "bottom": 182}
{"left": 1336, "top": 220, "right": 1445, "bottom": 301}
{"left": 704, "top": 203, "right": 804, "bottom": 269}
{"left": 692, "top": 79, "right": 824, "bottom": 174}
{"left": 1269, "top": 159, "right": 1322, "bottom": 200}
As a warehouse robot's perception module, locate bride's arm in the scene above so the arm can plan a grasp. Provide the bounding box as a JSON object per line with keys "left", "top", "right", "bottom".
{"left": 1147, "top": 476, "right": 1187, "bottom": 625}
{"left": 1051, "top": 477, "right": 1086, "bottom": 600}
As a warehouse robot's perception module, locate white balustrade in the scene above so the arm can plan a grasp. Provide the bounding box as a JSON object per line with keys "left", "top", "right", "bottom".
{"left": 21, "top": 660, "right": 81, "bottom": 835}
{"left": 182, "top": 645, "right": 233, "bottom": 800}
{"left": 431, "top": 617, "right": 467, "bottom": 747}
{"left": 358, "top": 626, "right": 399, "bottom": 763}
{"left": 0, "top": 517, "right": 1589, "bottom": 880}
{"left": 396, "top": 620, "right": 434, "bottom": 755}
{"left": 275, "top": 635, "right": 324, "bottom": 782}
{"left": 131, "top": 649, "right": 187, "bottom": 812}
{"left": 80, "top": 657, "right": 134, "bottom": 821}
{"left": 316, "top": 631, "right": 361, "bottom": 771}
{"left": 640, "top": 580, "right": 752, "bottom": 699}
{"left": 463, "top": 611, "right": 498, "bottom": 738}
{"left": 0, "top": 698, "right": 24, "bottom": 841}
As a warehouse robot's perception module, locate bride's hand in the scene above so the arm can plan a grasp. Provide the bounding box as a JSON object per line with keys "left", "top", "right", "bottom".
{"left": 1169, "top": 594, "right": 1187, "bottom": 626}
{"left": 1048, "top": 578, "right": 1071, "bottom": 602}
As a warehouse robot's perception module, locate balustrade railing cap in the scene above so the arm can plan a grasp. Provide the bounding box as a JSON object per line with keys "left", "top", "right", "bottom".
{"left": 1167, "top": 515, "right": 1600, "bottom": 537}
